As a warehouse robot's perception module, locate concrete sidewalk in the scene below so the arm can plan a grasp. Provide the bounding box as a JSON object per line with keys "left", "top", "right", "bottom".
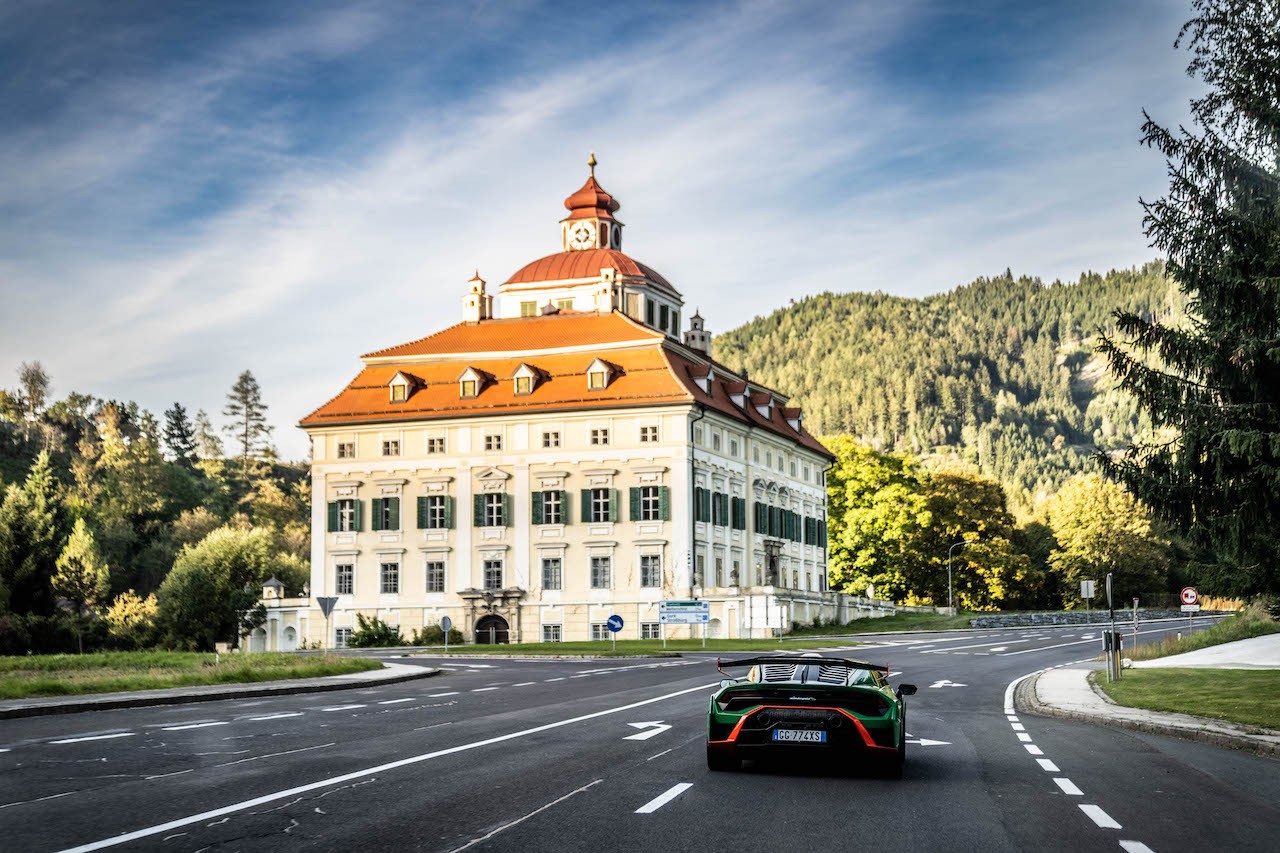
{"left": 1017, "top": 635, "right": 1280, "bottom": 759}
{"left": 0, "top": 661, "right": 439, "bottom": 720}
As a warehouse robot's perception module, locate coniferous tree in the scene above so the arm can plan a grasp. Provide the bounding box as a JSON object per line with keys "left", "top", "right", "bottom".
{"left": 0, "top": 451, "right": 64, "bottom": 615}
{"left": 162, "top": 403, "right": 198, "bottom": 468}
{"left": 53, "top": 518, "right": 110, "bottom": 653}
{"left": 193, "top": 408, "right": 222, "bottom": 460}
{"left": 1097, "top": 0, "right": 1280, "bottom": 594}
{"left": 222, "top": 371, "right": 273, "bottom": 483}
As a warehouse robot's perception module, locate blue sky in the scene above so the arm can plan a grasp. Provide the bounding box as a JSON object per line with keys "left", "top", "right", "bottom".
{"left": 0, "top": 0, "right": 1201, "bottom": 459}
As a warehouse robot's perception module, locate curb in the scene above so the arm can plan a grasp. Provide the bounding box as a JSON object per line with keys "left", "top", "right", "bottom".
{"left": 0, "top": 666, "right": 441, "bottom": 720}
{"left": 1015, "top": 669, "right": 1280, "bottom": 760}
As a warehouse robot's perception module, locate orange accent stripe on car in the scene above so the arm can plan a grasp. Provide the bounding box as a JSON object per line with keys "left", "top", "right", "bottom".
{"left": 711, "top": 706, "right": 896, "bottom": 751}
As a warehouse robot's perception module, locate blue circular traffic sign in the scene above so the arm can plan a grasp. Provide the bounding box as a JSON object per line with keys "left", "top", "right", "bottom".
{"left": 606, "top": 615, "right": 624, "bottom": 633}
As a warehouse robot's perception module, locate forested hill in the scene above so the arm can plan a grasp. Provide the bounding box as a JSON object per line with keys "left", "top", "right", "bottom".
{"left": 714, "top": 262, "right": 1184, "bottom": 515}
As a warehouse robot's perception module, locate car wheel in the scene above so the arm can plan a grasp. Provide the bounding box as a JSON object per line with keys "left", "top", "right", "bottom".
{"left": 706, "top": 745, "right": 739, "bottom": 772}
{"left": 884, "top": 731, "right": 906, "bottom": 779}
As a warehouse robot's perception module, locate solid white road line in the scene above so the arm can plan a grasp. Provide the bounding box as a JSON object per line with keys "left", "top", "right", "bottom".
{"left": 1003, "top": 670, "right": 1043, "bottom": 715}
{"left": 51, "top": 732, "right": 135, "bottom": 744}
{"left": 1119, "top": 841, "right": 1155, "bottom": 853}
{"left": 428, "top": 692, "right": 459, "bottom": 697}
{"left": 635, "top": 782, "right": 693, "bottom": 814}
{"left": 1054, "top": 778, "right": 1083, "bottom": 796}
{"left": 378, "top": 698, "right": 415, "bottom": 705}
{"left": 162, "top": 722, "right": 228, "bottom": 731}
{"left": 446, "top": 779, "right": 602, "bottom": 853}
{"left": 1025, "top": 745, "right": 1044, "bottom": 755}
{"left": 1080, "top": 804, "right": 1122, "bottom": 829}
{"left": 214, "top": 743, "right": 334, "bottom": 768}
{"left": 319, "top": 704, "right": 365, "bottom": 712}
{"left": 57, "top": 681, "right": 718, "bottom": 853}
{"left": 0, "top": 790, "right": 77, "bottom": 810}
{"left": 1036, "top": 759, "right": 1061, "bottom": 772}
{"left": 145, "top": 769, "right": 193, "bottom": 781}
{"left": 246, "top": 712, "right": 303, "bottom": 721}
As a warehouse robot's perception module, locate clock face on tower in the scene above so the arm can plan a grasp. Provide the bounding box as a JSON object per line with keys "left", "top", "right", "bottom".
{"left": 568, "top": 222, "right": 595, "bottom": 250}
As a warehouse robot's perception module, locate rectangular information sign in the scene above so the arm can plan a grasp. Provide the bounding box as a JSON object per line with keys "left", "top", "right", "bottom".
{"left": 659, "top": 600, "right": 710, "bottom": 624}
{"left": 1180, "top": 604, "right": 1201, "bottom": 612}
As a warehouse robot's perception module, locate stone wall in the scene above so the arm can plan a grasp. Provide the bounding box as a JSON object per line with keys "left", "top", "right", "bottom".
{"left": 970, "top": 609, "right": 1227, "bottom": 628}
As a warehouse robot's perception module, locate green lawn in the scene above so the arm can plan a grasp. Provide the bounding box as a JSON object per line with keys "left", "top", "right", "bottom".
{"left": 1095, "top": 668, "right": 1280, "bottom": 730}
{"left": 410, "top": 637, "right": 864, "bottom": 657}
{"left": 0, "top": 651, "right": 382, "bottom": 700}
{"left": 787, "top": 611, "right": 976, "bottom": 635}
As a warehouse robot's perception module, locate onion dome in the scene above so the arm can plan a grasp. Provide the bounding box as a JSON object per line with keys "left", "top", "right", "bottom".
{"left": 562, "top": 152, "right": 621, "bottom": 221}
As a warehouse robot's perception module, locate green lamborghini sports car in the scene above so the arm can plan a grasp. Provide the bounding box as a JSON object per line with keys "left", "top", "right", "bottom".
{"left": 706, "top": 655, "right": 917, "bottom": 777}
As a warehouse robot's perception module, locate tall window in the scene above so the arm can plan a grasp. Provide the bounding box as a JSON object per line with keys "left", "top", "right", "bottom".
{"left": 380, "top": 562, "right": 400, "bottom": 594}
{"left": 590, "top": 488, "right": 612, "bottom": 523}
{"left": 590, "top": 428, "right": 609, "bottom": 445}
{"left": 484, "top": 493, "right": 505, "bottom": 527}
{"left": 542, "top": 624, "right": 562, "bottom": 642}
{"left": 695, "top": 554, "right": 705, "bottom": 586}
{"left": 337, "top": 499, "right": 356, "bottom": 532}
{"left": 520, "top": 300, "right": 537, "bottom": 317}
{"left": 423, "top": 495, "right": 446, "bottom": 529}
{"left": 639, "top": 486, "right": 661, "bottom": 521}
{"left": 641, "top": 622, "right": 661, "bottom": 640}
{"left": 730, "top": 439, "right": 739, "bottom": 457}
{"left": 372, "top": 497, "right": 400, "bottom": 531}
{"left": 543, "top": 430, "right": 561, "bottom": 448}
{"left": 382, "top": 439, "right": 400, "bottom": 456}
{"left": 715, "top": 556, "right": 725, "bottom": 586}
{"left": 590, "top": 555, "right": 611, "bottom": 588}
{"left": 640, "top": 425, "right": 658, "bottom": 443}
{"left": 336, "top": 563, "right": 353, "bottom": 595}
{"left": 712, "top": 432, "right": 721, "bottom": 451}
{"left": 483, "top": 559, "right": 503, "bottom": 590}
{"left": 335, "top": 627, "right": 353, "bottom": 648}
{"left": 659, "top": 304, "right": 669, "bottom": 331}
{"left": 427, "top": 437, "right": 446, "bottom": 454}
{"left": 640, "top": 554, "right": 662, "bottom": 587}
{"left": 541, "top": 557, "right": 562, "bottom": 590}
{"left": 485, "top": 433, "right": 503, "bottom": 451}
{"left": 337, "top": 441, "right": 355, "bottom": 459}
{"left": 426, "top": 560, "right": 445, "bottom": 593}
{"left": 536, "top": 491, "right": 563, "bottom": 525}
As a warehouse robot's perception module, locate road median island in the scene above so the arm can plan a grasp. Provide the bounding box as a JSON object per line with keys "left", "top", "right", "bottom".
{"left": 406, "top": 637, "right": 863, "bottom": 656}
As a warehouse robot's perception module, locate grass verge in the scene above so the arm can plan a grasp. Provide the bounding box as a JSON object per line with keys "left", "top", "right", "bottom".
{"left": 410, "top": 637, "right": 864, "bottom": 656}
{"left": 1128, "top": 601, "right": 1279, "bottom": 661}
{"left": 0, "top": 651, "right": 382, "bottom": 700}
{"left": 1095, "top": 668, "right": 1280, "bottom": 730}
{"left": 787, "top": 611, "right": 976, "bottom": 635}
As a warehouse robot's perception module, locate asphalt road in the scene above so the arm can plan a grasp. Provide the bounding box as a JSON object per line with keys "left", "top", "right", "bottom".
{"left": 2, "top": 617, "right": 1276, "bottom": 852}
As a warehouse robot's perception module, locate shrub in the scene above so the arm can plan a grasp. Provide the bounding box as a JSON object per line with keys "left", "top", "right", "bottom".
{"left": 347, "top": 613, "right": 404, "bottom": 648}
{"left": 410, "top": 624, "right": 464, "bottom": 646}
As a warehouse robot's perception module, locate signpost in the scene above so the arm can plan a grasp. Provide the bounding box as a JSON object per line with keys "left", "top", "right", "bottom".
{"left": 1080, "top": 580, "right": 1095, "bottom": 621}
{"left": 659, "top": 600, "right": 710, "bottom": 649}
{"left": 606, "top": 614, "right": 624, "bottom": 652}
{"left": 441, "top": 616, "right": 453, "bottom": 654}
{"left": 316, "top": 597, "right": 338, "bottom": 650}
{"left": 1105, "top": 573, "right": 1120, "bottom": 682}
{"left": 1180, "top": 588, "right": 1200, "bottom": 636}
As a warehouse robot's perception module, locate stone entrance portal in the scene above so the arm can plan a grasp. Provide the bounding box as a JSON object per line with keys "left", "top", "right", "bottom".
{"left": 474, "top": 614, "right": 510, "bottom": 644}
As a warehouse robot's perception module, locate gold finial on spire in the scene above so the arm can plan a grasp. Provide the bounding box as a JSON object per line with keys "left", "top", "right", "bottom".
{"left": 588, "top": 151, "right": 597, "bottom": 177}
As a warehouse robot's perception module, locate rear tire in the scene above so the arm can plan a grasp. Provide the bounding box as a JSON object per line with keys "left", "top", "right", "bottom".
{"left": 883, "top": 731, "right": 906, "bottom": 779}
{"left": 707, "top": 745, "right": 739, "bottom": 772}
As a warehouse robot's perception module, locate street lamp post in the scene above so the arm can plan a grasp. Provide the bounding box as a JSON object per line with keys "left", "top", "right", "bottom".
{"left": 946, "top": 539, "right": 974, "bottom": 616}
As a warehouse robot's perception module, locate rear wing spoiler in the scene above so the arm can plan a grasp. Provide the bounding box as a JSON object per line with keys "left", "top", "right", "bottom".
{"left": 715, "top": 656, "right": 889, "bottom": 678}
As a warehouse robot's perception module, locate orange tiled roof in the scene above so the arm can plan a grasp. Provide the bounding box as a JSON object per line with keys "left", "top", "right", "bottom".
{"left": 504, "top": 248, "right": 678, "bottom": 295}
{"left": 303, "top": 312, "right": 832, "bottom": 460}
{"left": 363, "top": 311, "right": 662, "bottom": 360}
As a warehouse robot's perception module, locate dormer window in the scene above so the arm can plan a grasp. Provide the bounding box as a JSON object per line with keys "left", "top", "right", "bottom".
{"left": 512, "top": 363, "right": 541, "bottom": 397}
{"left": 458, "top": 366, "right": 486, "bottom": 399}
{"left": 461, "top": 380, "right": 478, "bottom": 398}
{"left": 585, "top": 357, "right": 615, "bottom": 391}
{"left": 388, "top": 371, "right": 418, "bottom": 404}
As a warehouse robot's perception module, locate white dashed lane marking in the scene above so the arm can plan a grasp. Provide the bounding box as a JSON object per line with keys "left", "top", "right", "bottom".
{"left": 51, "top": 732, "right": 135, "bottom": 744}
{"left": 378, "top": 698, "right": 415, "bottom": 705}
{"left": 1024, "top": 744, "right": 1043, "bottom": 755}
{"left": 472, "top": 687, "right": 499, "bottom": 693}
{"left": 512, "top": 682, "right": 536, "bottom": 687}
{"left": 319, "top": 705, "right": 365, "bottom": 712}
{"left": 162, "top": 722, "right": 228, "bottom": 731}
{"left": 1036, "top": 758, "right": 1060, "bottom": 772}
{"left": 247, "top": 712, "right": 303, "bottom": 721}
{"left": 1080, "top": 804, "right": 1122, "bottom": 829}
{"left": 635, "top": 783, "right": 692, "bottom": 814}
{"left": 1054, "top": 778, "right": 1083, "bottom": 796}
{"left": 1119, "top": 841, "right": 1155, "bottom": 853}
{"left": 428, "top": 692, "right": 459, "bottom": 698}
{"left": 1017, "top": 733, "right": 1033, "bottom": 742}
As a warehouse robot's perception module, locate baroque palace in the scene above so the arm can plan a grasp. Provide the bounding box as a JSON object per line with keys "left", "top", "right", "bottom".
{"left": 255, "top": 158, "right": 863, "bottom": 650}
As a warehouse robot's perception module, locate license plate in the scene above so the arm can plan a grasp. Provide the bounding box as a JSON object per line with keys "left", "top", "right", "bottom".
{"left": 772, "top": 729, "right": 826, "bottom": 743}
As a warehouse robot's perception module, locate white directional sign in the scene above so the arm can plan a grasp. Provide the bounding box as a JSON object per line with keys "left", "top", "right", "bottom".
{"left": 624, "top": 721, "right": 672, "bottom": 741}
{"left": 659, "top": 600, "right": 710, "bottom": 624}
{"left": 928, "top": 679, "right": 967, "bottom": 689}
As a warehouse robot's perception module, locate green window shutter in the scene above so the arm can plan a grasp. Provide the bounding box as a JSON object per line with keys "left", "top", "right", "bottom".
{"left": 700, "top": 488, "right": 711, "bottom": 521}
{"left": 352, "top": 500, "right": 363, "bottom": 531}
{"left": 502, "top": 492, "right": 512, "bottom": 527}
{"left": 770, "top": 506, "right": 781, "bottom": 537}
{"left": 531, "top": 491, "right": 544, "bottom": 526}
{"left": 417, "top": 497, "right": 428, "bottom": 529}
{"left": 389, "top": 497, "right": 400, "bottom": 530}
{"left": 560, "top": 491, "right": 570, "bottom": 525}
{"left": 581, "top": 489, "right": 592, "bottom": 523}
{"left": 659, "top": 486, "right": 671, "bottom": 521}
{"left": 370, "top": 498, "right": 382, "bottom": 531}
{"left": 753, "top": 502, "right": 764, "bottom": 531}
{"left": 327, "top": 502, "right": 339, "bottom": 533}
{"left": 629, "top": 487, "right": 641, "bottom": 521}
{"left": 444, "top": 496, "right": 454, "bottom": 529}
{"left": 609, "top": 488, "right": 620, "bottom": 522}
{"left": 474, "top": 494, "right": 485, "bottom": 527}
{"left": 693, "top": 487, "right": 703, "bottom": 521}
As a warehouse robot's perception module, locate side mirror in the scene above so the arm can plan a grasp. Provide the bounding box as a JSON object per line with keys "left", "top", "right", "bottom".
{"left": 896, "top": 684, "right": 917, "bottom": 697}
{"left": 719, "top": 679, "right": 736, "bottom": 688}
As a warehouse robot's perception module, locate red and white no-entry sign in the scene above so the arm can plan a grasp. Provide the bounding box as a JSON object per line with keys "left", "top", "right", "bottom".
{"left": 1180, "top": 587, "right": 1199, "bottom": 605}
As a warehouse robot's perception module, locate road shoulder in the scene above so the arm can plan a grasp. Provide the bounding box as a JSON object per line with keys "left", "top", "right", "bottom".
{"left": 1016, "top": 665, "right": 1280, "bottom": 759}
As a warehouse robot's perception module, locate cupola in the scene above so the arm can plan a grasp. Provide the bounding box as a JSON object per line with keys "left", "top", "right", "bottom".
{"left": 561, "top": 153, "right": 624, "bottom": 252}
{"left": 683, "top": 310, "right": 711, "bottom": 354}
{"left": 463, "top": 271, "right": 492, "bottom": 323}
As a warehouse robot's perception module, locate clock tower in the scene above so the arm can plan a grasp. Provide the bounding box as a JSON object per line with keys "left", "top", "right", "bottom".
{"left": 560, "top": 152, "right": 624, "bottom": 252}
